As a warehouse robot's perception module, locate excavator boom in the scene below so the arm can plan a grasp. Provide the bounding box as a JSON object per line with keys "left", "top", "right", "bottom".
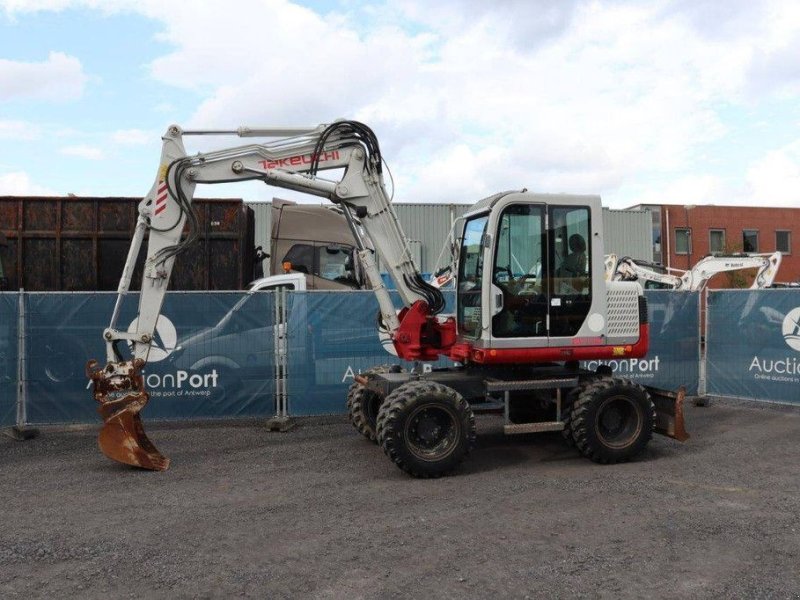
{"left": 88, "top": 121, "right": 449, "bottom": 469}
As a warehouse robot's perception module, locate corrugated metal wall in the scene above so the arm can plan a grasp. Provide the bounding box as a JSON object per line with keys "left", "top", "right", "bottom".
{"left": 248, "top": 201, "right": 652, "bottom": 275}
{"left": 392, "top": 204, "right": 471, "bottom": 273}
{"left": 601, "top": 208, "right": 653, "bottom": 262}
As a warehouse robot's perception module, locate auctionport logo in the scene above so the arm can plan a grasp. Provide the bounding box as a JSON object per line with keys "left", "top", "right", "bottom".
{"left": 782, "top": 307, "right": 800, "bottom": 352}
{"left": 748, "top": 306, "right": 800, "bottom": 383}
{"left": 127, "top": 315, "right": 177, "bottom": 362}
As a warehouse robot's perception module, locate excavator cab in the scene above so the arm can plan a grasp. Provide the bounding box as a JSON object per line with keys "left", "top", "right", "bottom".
{"left": 458, "top": 195, "right": 597, "bottom": 345}
{"left": 449, "top": 192, "right": 647, "bottom": 364}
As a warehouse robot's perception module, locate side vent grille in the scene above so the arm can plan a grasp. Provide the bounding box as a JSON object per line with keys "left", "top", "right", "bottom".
{"left": 606, "top": 282, "right": 641, "bottom": 338}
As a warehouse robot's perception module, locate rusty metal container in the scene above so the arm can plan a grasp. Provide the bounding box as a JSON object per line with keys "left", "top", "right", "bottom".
{"left": 0, "top": 196, "right": 255, "bottom": 291}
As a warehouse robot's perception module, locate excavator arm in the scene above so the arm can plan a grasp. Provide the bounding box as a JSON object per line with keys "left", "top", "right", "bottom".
{"left": 680, "top": 252, "right": 782, "bottom": 290}
{"left": 87, "top": 121, "right": 450, "bottom": 470}
{"left": 611, "top": 252, "right": 782, "bottom": 291}
{"left": 613, "top": 256, "right": 685, "bottom": 289}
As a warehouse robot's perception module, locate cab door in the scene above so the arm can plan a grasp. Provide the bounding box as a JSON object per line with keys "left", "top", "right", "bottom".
{"left": 488, "top": 203, "right": 548, "bottom": 344}
{"left": 547, "top": 205, "right": 593, "bottom": 344}
{"left": 485, "top": 201, "right": 594, "bottom": 347}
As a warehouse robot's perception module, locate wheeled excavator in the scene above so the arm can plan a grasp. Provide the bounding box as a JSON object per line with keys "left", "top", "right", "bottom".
{"left": 87, "top": 120, "right": 687, "bottom": 476}
{"left": 606, "top": 252, "right": 782, "bottom": 290}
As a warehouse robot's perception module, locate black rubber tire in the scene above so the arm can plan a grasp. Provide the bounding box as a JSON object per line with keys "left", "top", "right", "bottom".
{"left": 376, "top": 381, "right": 476, "bottom": 478}
{"left": 561, "top": 386, "right": 583, "bottom": 448}
{"left": 346, "top": 365, "right": 402, "bottom": 443}
{"left": 569, "top": 377, "right": 655, "bottom": 464}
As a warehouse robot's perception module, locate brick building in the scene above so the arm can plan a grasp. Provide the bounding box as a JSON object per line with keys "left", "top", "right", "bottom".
{"left": 628, "top": 204, "right": 800, "bottom": 287}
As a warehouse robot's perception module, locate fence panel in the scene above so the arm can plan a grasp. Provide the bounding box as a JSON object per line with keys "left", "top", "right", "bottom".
{"left": 581, "top": 290, "right": 701, "bottom": 394}
{"left": 285, "top": 290, "right": 455, "bottom": 416}
{"left": 707, "top": 289, "right": 800, "bottom": 404}
{"left": 24, "top": 291, "right": 275, "bottom": 424}
{"left": 0, "top": 293, "right": 18, "bottom": 427}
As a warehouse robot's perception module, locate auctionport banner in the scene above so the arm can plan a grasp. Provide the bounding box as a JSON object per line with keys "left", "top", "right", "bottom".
{"left": 285, "top": 291, "right": 456, "bottom": 416}
{"left": 582, "top": 290, "right": 700, "bottom": 395}
{"left": 707, "top": 289, "right": 800, "bottom": 404}
{"left": 0, "top": 293, "right": 18, "bottom": 427}
{"left": 24, "top": 291, "right": 276, "bottom": 424}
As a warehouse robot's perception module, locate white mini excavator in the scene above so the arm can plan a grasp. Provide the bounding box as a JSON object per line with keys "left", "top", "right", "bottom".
{"left": 607, "top": 252, "right": 782, "bottom": 291}
{"left": 87, "top": 121, "right": 687, "bottom": 476}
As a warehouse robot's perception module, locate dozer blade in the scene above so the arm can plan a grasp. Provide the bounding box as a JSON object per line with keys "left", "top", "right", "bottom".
{"left": 86, "top": 359, "right": 170, "bottom": 471}
{"left": 647, "top": 385, "right": 690, "bottom": 442}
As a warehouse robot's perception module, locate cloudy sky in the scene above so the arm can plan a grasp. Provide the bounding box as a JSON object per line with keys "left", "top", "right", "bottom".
{"left": 1, "top": 0, "right": 799, "bottom": 208}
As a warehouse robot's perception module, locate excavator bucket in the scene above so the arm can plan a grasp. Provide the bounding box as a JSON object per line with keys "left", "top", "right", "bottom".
{"left": 86, "top": 359, "right": 169, "bottom": 471}
{"left": 647, "top": 385, "right": 690, "bottom": 442}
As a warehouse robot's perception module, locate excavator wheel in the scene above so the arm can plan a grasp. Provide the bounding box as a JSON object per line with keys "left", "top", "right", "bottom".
{"left": 560, "top": 386, "right": 583, "bottom": 448}
{"left": 569, "top": 377, "right": 655, "bottom": 464}
{"left": 346, "top": 365, "right": 404, "bottom": 443}
{"left": 376, "top": 381, "right": 475, "bottom": 478}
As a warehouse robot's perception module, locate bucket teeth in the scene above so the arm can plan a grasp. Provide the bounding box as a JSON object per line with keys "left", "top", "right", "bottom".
{"left": 87, "top": 359, "right": 170, "bottom": 471}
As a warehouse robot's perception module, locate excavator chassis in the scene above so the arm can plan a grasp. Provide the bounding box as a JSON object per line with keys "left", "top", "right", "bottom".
{"left": 357, "top": 364, "right": 689, "bottom": 442}
{"left": 86, "top": 358, "right": 169, "bottom": 471}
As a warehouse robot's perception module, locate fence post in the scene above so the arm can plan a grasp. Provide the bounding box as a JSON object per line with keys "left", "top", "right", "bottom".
{"left": 266, "top": 286, "right": 293, "bottom": 431}
{"left": 6, "top": 290, "right": 38, "bottom": 440}
{"left": 696, "top": 288, "right": 709, "bottom": 406}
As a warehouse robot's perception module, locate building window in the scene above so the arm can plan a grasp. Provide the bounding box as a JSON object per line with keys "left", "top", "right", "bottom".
{"left": 709, "top": 229, "right": 725, "bottom": 254}
{"left": 675, "top": 228, "right": 691, "bottom": 255}
{"left": 776, "top": 231, "right": 791, "bottom": 254}
{"left": 743, "top": 230, "right": 759, "bottom": 253}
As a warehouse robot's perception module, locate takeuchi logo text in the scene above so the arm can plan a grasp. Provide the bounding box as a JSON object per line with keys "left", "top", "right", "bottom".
{"left": 258, "top": 150, "right": 340, "bottom": 170}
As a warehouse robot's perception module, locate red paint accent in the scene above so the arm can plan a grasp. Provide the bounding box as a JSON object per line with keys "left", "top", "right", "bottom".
{"left": 571, "top": 336, "right": 604, "bottom": 346}
{"left": 392, "top": 300, "right": 457, "bottom": 361}
{"left": 446, "top": 323, "right": 650, "bottom": 365}
{"left": 154, "top": 204, "right": 166, "bottom": 215}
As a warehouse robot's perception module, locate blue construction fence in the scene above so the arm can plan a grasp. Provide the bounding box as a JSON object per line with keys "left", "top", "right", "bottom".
{"left": 706, "top": 289, "right": 800, "bottom": 404}
{"left": 0, "top": 293, "right": 18, "bottom": 427}
{"left": 0, "top": 288, "right": 797, "bottom": 427}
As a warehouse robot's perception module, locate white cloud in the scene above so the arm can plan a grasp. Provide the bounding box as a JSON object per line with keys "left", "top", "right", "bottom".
{"left": 622, "top": 174, "right": 729, "bottom": 207}
{"left": 746, "top": 141, "right": 800, "bottom": 206}
{"left": 3, "top": 0, "right": 800, "bottom": 205}
{"left": 59, "top": 144, "right": 105, "bottom": 160}
{"left": 116, "top": 0, "right": 783, "bottom": 202}
{"left": 0, "top": 51, "right": 87, "bottom": 101}
{"left": 111, "top": 129, "right": 152, "bottom": 145}
{"left": 0, "top": 120, "right": 41, "bottom": 140}
{"left": 0, "top": 171, "right": 57, "bottom": 195}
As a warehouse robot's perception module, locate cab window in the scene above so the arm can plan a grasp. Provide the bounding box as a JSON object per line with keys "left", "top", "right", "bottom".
{"left": 282, "top": 244, "right": 313, "bottom": 275}
{"left": 457, "top": 215, "right": 488, "bottom": 338}
{"left": 491, "top": 204, "right": 546, "bottom": 338}
{"left": 316, "top": 244, "right": 358, "bottom": 288}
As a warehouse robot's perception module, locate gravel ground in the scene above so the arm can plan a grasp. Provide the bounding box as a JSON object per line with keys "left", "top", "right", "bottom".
{"left": 1, "top": 399, "right": 799, "bottom": 599}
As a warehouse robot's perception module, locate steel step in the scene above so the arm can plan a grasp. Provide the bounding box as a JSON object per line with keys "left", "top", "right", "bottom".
{"left": 503, "top": 421, "right": 565, "bottom": 435}
{"left": 486, "top": 378, "right": 578, "bottom": 393}
{"left": 471, "top": 401, "right": 505, "bottom": 413}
